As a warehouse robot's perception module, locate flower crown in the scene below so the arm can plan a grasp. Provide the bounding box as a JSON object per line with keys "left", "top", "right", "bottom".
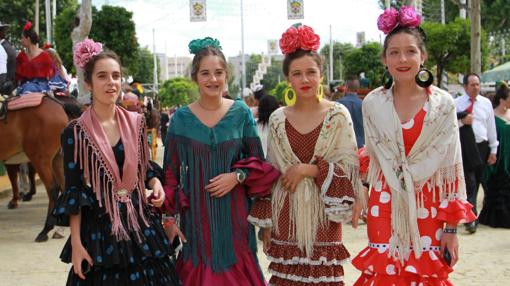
{"left": 188, "top": 37, "right": 222, "bottom": 54}
{"left": 23, "top": 21, "right": 32, "bottom": 32}
{"left": 377, "top": 6, "right": 422, "bottom": 35}
{"left": 279, "top": 23, "right": 320, "bottom": 55}
{"left": 73, "top": 38, "right": 103, "bottom": 69}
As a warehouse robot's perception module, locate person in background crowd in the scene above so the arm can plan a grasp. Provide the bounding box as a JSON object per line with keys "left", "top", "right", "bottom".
{"left": 338, "top": 75, "right": 364, "bottom": 148}
{"left": 0, "top": 20, "right": 16, "bottom": 95}
{"left": 455, "top": 72, "right": 498, "bottom": 234}
{"left": 479, "top": 83, "right": 510, "bottom": 228}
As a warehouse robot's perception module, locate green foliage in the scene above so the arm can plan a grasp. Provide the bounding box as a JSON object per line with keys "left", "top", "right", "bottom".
{"left": 89, "top": 5, "right": 139, "bottom": 75}
{"left": 343, "top": 42, "right": 384, "bottom": 87}
{"left": 320, "top": 42, "right": 355, "bottom": 81}
{"left": 260, "top": 60, "right": 284, "bottom": 93}
{"left": 0, "top": 0, "right": 77, "bottom": 48}
{"left": 132, "top": 46, "right": 157, "bottom": 83}
{"left": 245, "top": 54, "right": 262, "bottom": 87}
{"left": 54, "top": 6, "right": 77, "bottom": 74}
{"left": 422, "top": 18, "right": 488, "bottom": 85}
{"left": 481, "top": 0, "right": 510, "bottom": 32}
{"left": 270, "top": 81, "right": 289, "bottom": 105}
{"left": 159, "top": 77, "right": 198, "bottom": 107}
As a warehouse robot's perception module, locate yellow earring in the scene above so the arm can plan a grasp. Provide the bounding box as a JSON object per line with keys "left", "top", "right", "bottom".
{"left": 317, "top": 78, "right": 324, "bottom": 102}
{"left": 284, "top": 87, "right": 296, "bottom": 106}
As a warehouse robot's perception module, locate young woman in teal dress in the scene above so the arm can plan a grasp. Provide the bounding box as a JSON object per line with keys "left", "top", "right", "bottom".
{"left": 479, "top": 84, "right": 510, "bottom": 228}
{"left": 161, "top": 38, "right": 268, "bottom": 286}
{"left": 53, "top": 39, "right": 180, "bottom": 286}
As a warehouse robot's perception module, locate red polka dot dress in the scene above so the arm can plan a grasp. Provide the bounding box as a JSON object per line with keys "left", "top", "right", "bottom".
{"left": 352, "top": 103, "right": 476, "bottom": 286}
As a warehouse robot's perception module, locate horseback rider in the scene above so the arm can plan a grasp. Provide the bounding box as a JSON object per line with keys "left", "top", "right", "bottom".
{"left": 0, "top": 20, "right": 16, "bottom": 96}
{"left": 15, "top": 21, "right": 54, "bottom": 96}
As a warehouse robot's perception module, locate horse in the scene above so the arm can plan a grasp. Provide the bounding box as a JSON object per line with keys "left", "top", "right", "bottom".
{"left": 0, "top": 94, "right": 81, "bottom": 242}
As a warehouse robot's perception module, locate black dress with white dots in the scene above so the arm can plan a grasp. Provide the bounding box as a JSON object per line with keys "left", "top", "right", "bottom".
{"left": 54, "top": 122, "right": 181, "bottom": 286}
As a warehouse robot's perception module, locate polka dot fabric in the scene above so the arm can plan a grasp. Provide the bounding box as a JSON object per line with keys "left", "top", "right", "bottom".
{"left": 352, "top": 107, "right": 475, "bottom": 286}
{"left": 54, "top": 123, "right": 181, "bottom": 286}
{"left": 263, "top": 120, "right": 355, "bottom": 286}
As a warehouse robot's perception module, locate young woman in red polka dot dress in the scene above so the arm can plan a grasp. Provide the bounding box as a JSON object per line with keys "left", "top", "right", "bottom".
{"left": 351, "top": 6, "right": 476, "bottom": 286}
{"left": 248, "top": 24, "right": 365, "bottom": 286}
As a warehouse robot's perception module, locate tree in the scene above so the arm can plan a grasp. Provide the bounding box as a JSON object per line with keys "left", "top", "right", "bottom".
{"left": 320, "top": 42, "right": 355, "bottom": 81}
{"left": 159, "top": 77, "right": 198, "bottom": 107}
{"left": 54, "top": 6, "right": 78, "bottom": 73}
{"left": 270, "top": 81, "right": 288, "bottom": 105}
{"left": 343, "top": 42, "right": 384, "bottom": 87}
{"left": 260, "top": 60, "right": 284, "bottom": 93}
{"left": 89, "top": 5, "right": 139, "bottom": 75}
{"left": 227, "top": 62, "right": 240, "bottom": 97}
{"left": 422, "top": 18, "right": 488, "bottom": 86}
{"left": 72, "top": 0, "right": 92, "bottom": 100}
{"left": 0, "top": 0, "right": 77, "bottom": 48}
{"left": 132, "top": 47, "right": 158, "bottom": 84}
{"left": 245, "top": 54, "right": 262, "bottom": 87}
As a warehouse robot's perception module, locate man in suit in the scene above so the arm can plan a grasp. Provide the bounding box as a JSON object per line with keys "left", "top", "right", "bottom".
{"left": 0, "top": 21, "right": 16, "bottom": 96}
{"left": 455, "top": 73, "right": 498, "bottom": 234}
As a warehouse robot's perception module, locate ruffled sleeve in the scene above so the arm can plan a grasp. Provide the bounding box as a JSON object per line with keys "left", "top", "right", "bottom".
{"left": 314, "top": 157, "right": 356, "bottom": 223}
{"left": 436, "top": 193, "right": 477, "bottom": 224}
{"left": 53, "top": 122, "right": 95, "bottom": 226}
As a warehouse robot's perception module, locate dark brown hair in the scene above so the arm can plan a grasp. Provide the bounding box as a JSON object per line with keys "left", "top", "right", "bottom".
{"left": 190, "top": 46, "right": 227, "bottom": 82}
{"left": 383, "top": 26, "right": 427, "bottom": 57}
{"left": 492, "top": 84, "right": 510, "bottom": 108}
{"left": 83, "top": 51, "right": 122, "bottom": 84}
{"left": 282, "top": 49, "right": 323, "bottom": 77}
{"left": 22, "top": 28, "right": 39, "bottom": 45}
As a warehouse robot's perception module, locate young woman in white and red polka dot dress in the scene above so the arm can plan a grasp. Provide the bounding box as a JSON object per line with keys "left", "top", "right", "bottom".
{"left": 352, "top": 6, "right": 476, "bottom": 286}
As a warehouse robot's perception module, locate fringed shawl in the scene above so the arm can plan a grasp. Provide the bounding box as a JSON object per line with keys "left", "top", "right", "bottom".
{"left": 363, "top": 86, "right": 466, "bottom": 262}
{"left": 74, "top": 106, "right": 150, "bottom": 241}
{"left": 164, "top": 101, "right": 263, "bottom": 273}
{"left": 267, "top": 103, "right": 365, "bottom": 258}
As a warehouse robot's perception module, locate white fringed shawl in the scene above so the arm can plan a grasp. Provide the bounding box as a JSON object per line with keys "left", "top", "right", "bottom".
{"left": 363, "top": 86, "right": 466, "bottom": 262}
{"left": 267, "top": 103, "right": 365, "bottom": 257}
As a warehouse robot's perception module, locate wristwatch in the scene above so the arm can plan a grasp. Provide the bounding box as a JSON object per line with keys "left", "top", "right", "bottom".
{"left": 235, "top": 169, "right": 246, "bottom": 184}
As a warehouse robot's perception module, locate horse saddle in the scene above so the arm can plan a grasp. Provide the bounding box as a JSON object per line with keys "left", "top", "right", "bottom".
{"left": 0, "top": 93, "right": 47, "bottom": 120}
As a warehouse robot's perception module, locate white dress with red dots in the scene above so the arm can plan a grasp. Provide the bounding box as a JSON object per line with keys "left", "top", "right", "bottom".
{"left": 352, "top": 102, "right": 476, "bottom": 286}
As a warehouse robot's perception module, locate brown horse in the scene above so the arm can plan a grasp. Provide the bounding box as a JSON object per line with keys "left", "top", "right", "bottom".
{"left": 0, "top": 95, "right": 75, "bottom": 242}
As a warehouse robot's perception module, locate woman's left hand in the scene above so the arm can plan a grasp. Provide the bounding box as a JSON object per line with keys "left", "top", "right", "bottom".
{"left": 205, "top": 173, "right": 238, "bottom": 198}
{"left": 440, "top": 231, "right": 459, "bottom": 267}
{"left": 150, "top": 179, "right": 166, "bottom": 207}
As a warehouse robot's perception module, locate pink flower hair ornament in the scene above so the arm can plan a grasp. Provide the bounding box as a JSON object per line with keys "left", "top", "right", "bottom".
{"left": 279, "top": 23, "right": 320, "bottom": 55}
{"left": 377, "top": 6, "right": 422, "bottom": 35}
{"left": 74, "top": 38, "right": 103, "bottom": 69}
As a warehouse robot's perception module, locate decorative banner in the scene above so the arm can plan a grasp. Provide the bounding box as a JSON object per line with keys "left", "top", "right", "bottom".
{"left": 267, "top": 39, "right": 278, "bottom": 55}
{"left": 190, "top": 0, "right": 206, "bottom": 22}
{"left": 287, "top": 0, "right": 304, "bottom": 20}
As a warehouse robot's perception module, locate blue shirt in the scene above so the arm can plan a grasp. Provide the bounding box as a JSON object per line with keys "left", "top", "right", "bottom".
{"left": 338, "top": 93, "right": 364, "bottom": 148}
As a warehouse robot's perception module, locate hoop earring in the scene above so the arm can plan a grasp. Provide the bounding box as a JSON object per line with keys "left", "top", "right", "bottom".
{"left": 284, "top": 87, "right": 296, "bottom": 106}
{"left": 415, "top": 64, "right": 434, "bottom": 88}
{"left": 317, "top": 83, "right": 324, "bottom": 102}
{"left": 383, "top": 67, "right": 393, "bottom": 89}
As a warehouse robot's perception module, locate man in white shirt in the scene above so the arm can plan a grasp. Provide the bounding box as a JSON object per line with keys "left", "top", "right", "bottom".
{"left": 455, "top": 73, "right": 498, "bottom": 234}
{"left": 0, "top": 21, "right": 16, "bottom": 95}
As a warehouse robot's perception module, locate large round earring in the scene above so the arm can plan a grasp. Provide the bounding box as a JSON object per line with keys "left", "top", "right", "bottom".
{"left": 415, "top": 64, "right": 434, "bottom": 88}
{"left": 383, "top": 67, "right": 393, "bottom": 89}
{"left": 317, "top": 83, "right": 324, "bottom": 102}
{"left": 284, "top": 86, "right": 296, "bottom": 106}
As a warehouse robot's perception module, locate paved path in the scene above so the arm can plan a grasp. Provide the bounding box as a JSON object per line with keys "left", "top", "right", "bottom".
{"left": 1, "top": 141, "right": 509, "bottom": 285}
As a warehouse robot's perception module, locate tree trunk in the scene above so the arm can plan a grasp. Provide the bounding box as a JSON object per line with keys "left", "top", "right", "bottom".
{"left": 71, "top": 0, "right": 92, "bottom": 103}
{"left": 470, "top": 0, "right": 482, "bottom": 75}
{"left": 437, "top": 63, "right": 444, "bottom": 89}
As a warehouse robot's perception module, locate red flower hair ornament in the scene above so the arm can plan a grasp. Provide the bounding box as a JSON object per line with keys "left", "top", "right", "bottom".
{"left": 279, "top": 24, "right": 320, "bottom": 55}
{"left": 23, "top": 21, "right": 32, "bottom": 31}
{"left": 377, "top": 6, "right": 422, "bottom": 35}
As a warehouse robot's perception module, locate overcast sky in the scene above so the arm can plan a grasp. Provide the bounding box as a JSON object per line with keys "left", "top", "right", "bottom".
{"left": 93, "top": 0, "right": 384, "bottom": 58}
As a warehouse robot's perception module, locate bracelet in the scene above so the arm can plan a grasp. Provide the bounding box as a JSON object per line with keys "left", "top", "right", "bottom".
{"left": 443, "top": 227, "right": 457, "bottom": 234}
{"left": 162, "top": 217, "right": 175, "bottom": 228}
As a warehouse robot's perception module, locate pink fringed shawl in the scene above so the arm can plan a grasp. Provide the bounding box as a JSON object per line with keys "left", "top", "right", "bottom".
{"left": 74, "top": 106, "right": 150, "bottom": 241}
